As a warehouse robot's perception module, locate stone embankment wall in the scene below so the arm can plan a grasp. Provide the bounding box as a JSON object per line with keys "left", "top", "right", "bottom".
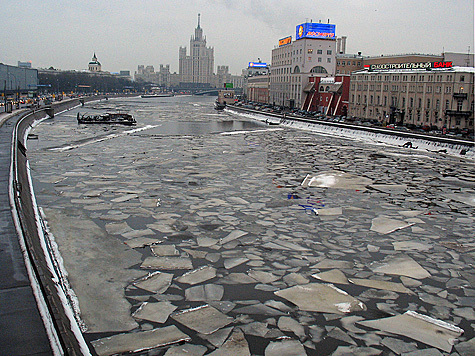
{"left": 11, "top": 96, "right": 109, "bottom": 355}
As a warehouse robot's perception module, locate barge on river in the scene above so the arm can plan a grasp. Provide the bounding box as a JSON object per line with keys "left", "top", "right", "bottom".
{"left": 77, "top": 112, "right": 136, "bottom": 126}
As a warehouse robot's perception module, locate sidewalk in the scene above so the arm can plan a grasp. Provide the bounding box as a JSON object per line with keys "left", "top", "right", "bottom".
{"left": 0, "top": 110, "right": 52, "bottom": 355}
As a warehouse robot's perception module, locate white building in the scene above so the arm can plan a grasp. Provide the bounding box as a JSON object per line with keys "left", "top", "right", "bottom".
{"left": 270, "top": 22, "right": 338, "bottom": 108}
{"left": 88, "top": 53, "right": 101, "bottom": 72}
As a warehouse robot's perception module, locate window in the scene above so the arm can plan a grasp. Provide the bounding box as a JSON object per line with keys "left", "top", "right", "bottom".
{"left": 294, "top": 65, "right": 300, "bottom": 73}
{"left": 436, "top": 99, "right": 440, "bottom": 110}
{"left": 418, "top": 98, "right": 422, "bottom": 108}
{"left": 460, "top": 75, "right": 465, "bottom": 82}
{"left": 427, "top": 99, "right": 431, "bottom": 109}
{"left": 457, "top": 100, "right": 463, "bottom": 111}
{"left": 327, "top": 58, "right": 331, "bottom": 63}
{"left": 327, "top": 50, "right": 332, "bottom": 55}
{"left": 317, "top": 49, "right": 322, "bottom": 54}
{"left": 318, "top": 57, "right": 322, "bottom": 62}
{"left": 310, "top": 66, "right": 327, "bottom": 74}
{"left": 320, "top": 86, "right": 324, "bottom": 91}
{"left": 410, "top": 98, "right": 414, "bottom": 107}
{"left": 308, "top": 49, "right": 313, "bottom": 54}
{"left": 445, "top": 100, "right": 450, "bottom": 110}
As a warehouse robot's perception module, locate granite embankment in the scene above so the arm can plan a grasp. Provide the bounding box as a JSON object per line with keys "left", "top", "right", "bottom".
{"left": 2, "top": 96, "right": 111, "bottom": 355}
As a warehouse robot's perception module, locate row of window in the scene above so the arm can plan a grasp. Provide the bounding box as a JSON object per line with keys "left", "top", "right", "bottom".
{"left": 352, "top": 94, "right": 470, "bottom": 111}
{"left": 354, "top": 74, "right": 459, "bottom": 82}
{"left": 352, "top": 84, "right": 455, "bottom": 94}
{"left": 337, "top": 61, "right": 362, "bottom": 66}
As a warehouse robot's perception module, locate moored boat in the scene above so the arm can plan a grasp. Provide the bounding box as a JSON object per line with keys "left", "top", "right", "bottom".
{"left": 77, "top": 112, "right": 136, "bottom": 126}
{"left": 141, "top": 93, "right": 174, "bottom": 98}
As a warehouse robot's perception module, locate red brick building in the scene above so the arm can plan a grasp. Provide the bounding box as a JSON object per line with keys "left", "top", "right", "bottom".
{"left": 302, "top": 75, "right": 351, "bottom": 116}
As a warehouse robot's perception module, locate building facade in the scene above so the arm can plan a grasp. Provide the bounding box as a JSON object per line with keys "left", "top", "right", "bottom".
{"left": 135, "top": 65, "right": 171, "bottom": 88}
{"left": 179, "top": 14, "right": 214, "bottom": 89}
{"left": 1, "top": 63, "right": 38, "bottom": 97}
{"left": 349, "top": 64, "right": 474, "bottom": 130}
{"left": 216, "top": 65, "right": 231, "bottom": 88}
{"left": 270, "top": 22, "right": 337, "bottom": 108}
{"left": 302, "top": 75, "right": 350, "bottom": 115}
{"left": 336, "top": 53, "right": 364, "bottom": 75}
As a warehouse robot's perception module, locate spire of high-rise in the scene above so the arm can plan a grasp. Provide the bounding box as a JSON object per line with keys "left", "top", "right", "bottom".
{"left": 194, "top": 13, "right": 203, "bottom": 41}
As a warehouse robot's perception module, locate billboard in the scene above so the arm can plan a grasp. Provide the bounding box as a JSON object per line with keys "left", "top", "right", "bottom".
{"left": 366, "top": 61, "right": 453, "bottom": 71}
{"left": 296, "top": 23, "right": 336, "bottom": 40}
{"left": 248, "top": 62, "right": 268, "bottom": 68}
{"left": 279, "top": 36, "right": 292, "bottom": 47}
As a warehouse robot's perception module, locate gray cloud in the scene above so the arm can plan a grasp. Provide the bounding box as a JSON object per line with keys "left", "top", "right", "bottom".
{"left": 1, "top": 0, "right": 472, "bottom": 74}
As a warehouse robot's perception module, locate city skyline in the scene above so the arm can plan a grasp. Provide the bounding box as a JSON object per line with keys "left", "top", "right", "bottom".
{"left": 1, "top": 0, "right": 473, "bottom": 75}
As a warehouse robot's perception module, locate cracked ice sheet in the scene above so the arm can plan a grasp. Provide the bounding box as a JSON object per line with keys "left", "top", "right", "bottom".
{"left": 176, "top": 266, "right": 217, "bottom": 285}
{"left": 265, "top": 339, "right": 306, "bottom": 356}
{"left": 133, "top": 271, "right": 173, "bottom": 293}
{"left": 91, "top": 325, "right": 191, "bottom": 356}
{"left": 206, "top": 328, "right": 250, "bottom": 356}
{"left": 171, "top": 305, "right": 233, "bottom": 334}
{"left": 42, "top": 208, "right": 143, "bottom": 332}
{"left": 370, "top": 254, "right": 431, "bottom": 279}
{"left": 274, "top": 283, "right": 366, "bottom": 315}
{"left": 132, "top": 301, "right": 177, "bottom": 324}
{"left": 370, "top": 216, "right": 413, "bottom": 234}
{"left": 141, "top": 256, "right": 193, "bottom": 270}
{"left": 357, "top": 311, "right": 464, "bottom": 353}
{"left": 185, "top": 284, "right": 224, "bottom": 301}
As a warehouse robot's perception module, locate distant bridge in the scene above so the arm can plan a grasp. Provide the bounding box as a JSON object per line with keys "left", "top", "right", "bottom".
{"left": 194, "top": 90, "right": 219, "bottom": 96}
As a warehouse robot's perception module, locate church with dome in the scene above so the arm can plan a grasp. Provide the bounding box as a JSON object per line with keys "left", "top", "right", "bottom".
{"left": 88, "top": 53, "right": 102, "bottom": 72}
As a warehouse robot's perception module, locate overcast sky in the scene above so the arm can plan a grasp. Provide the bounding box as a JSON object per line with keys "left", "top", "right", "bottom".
{"left": 1, "top": 0, "right": 473, "bottom": 75}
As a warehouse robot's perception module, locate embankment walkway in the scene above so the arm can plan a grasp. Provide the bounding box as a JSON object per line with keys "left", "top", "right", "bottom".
{"left": 0, "top": 109, "right": 52, "bottom": 355}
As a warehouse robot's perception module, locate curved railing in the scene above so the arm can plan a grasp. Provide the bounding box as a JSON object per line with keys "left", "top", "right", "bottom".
{"left": 9, "top": 100, "right": 95, "bottom": 355}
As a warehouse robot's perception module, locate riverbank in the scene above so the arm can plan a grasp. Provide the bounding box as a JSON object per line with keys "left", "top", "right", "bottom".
{"left": 225, "top": 105, "right": 474, "bottom": 160}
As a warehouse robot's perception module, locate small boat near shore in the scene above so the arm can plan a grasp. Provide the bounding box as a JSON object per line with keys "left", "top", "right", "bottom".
{"left": 77, "top": 112, "right": 136, "bottom": 126}
{"left": 214, "top": 100, "right": 226, "bottom": 110}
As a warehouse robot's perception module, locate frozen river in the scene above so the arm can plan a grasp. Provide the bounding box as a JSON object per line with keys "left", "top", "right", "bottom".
{"left": 28, "top": 96, "right": 475, "bottom": 355}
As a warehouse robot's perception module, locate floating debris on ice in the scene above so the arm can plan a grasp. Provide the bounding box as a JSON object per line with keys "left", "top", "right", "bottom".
{"left": 301, "top": 171, "right": 373, "bottom": 190}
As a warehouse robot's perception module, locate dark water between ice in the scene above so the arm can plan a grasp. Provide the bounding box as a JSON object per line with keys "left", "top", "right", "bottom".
{"left": 28, "top": 95, "right": 475, "bottom": 355}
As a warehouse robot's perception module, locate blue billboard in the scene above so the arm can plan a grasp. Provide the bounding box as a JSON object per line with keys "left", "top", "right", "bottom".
{"left": 296, "top": 23, "right": 336, "bottom": 40}
{"left": 248, "top": 62, "right": 268, "bottom": 68}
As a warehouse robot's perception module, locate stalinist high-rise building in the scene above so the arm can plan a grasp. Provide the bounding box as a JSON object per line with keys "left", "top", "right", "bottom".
{"left": 179, "top": 14, "right": 214, "bottom": 89}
